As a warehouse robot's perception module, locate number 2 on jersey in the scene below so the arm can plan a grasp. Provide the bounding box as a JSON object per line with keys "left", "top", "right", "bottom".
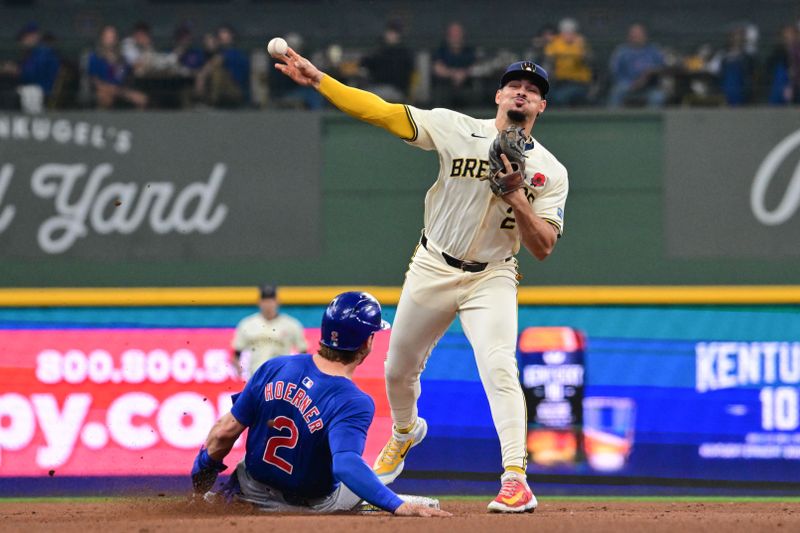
{"left": 500, "top": 189, "right": 535, "bottom": 230}
{"left": 263, "top": 416, "right": 299, "bottom": 474}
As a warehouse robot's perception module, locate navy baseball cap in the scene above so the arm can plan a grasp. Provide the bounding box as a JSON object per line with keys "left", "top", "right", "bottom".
{"left": 499, "top": 61, "right": 550, "bottom": 97}
{"left": 259, "top": 284, "right": 277, "bottom": 299}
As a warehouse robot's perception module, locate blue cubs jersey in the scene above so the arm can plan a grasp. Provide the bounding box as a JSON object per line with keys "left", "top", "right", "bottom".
{"left": 230, "top": 354, "right": 374, "bottom": 500}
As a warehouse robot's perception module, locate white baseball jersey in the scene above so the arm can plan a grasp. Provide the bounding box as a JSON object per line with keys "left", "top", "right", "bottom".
{"left": 405, "top": 106, "right": 568, "bottom": 263}
{"left": 232, "top": 312, "right": 308, "bottom": 376}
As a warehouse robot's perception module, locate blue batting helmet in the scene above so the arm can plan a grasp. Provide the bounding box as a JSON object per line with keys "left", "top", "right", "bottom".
{"left": 320, "top": 291, "right": 390, "bottom": 351}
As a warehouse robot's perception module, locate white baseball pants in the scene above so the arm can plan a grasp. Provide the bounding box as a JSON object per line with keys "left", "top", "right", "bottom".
{"left": 385, "top": 237, "right": 527, "bottom": 471}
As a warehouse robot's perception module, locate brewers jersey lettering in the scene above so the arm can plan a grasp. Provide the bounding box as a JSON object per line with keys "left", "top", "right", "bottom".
{"left": 405, "top": 106, "right": 568, "bottom": 262}
{"left": 233, "top": 313, "right": 308, "bottom": 377}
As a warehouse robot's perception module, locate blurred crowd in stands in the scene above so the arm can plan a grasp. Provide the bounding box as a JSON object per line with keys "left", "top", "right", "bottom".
{"left": 1, "top": 16, "right": 800, "bottom": 112}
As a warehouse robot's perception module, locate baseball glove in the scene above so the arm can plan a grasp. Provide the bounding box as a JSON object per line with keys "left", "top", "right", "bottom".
{"left": 484, "top": 126, "right": 527, "bottom": 196}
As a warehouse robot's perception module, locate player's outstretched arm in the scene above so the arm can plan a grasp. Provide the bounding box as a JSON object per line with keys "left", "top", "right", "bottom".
{"left": 274, "top": 47, "right": 415, "bottom": 140}
{"left": 205, "top": 412, "right": 246, "bottom": 457}
{"left": 331, "top": 451, "right": 451, "bottom": 517}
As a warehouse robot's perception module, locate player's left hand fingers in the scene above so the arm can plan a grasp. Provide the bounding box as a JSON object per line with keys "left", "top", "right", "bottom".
{"left": 499, "top": 153, "right": 514, "bottom": 174}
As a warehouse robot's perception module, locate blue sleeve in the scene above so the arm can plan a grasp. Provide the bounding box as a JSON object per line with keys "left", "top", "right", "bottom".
{"left": 328, "top": 394, "right": 373, "bottom": 455}
{"left": 332, "top": 451, "right": 403, "bottom": 513}
{"left": 328, "top": 394, "right": 402, "bottom": 512}
{"left": 87, "top": 54, "right": 104, "bottom": 80}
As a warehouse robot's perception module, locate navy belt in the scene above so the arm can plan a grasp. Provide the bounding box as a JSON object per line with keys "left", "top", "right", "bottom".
{"left": 421, "top": 234, "right": 500, "bottom": 273}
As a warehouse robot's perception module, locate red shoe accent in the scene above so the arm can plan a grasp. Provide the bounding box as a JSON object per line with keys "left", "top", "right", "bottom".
{"left": 487, "top": 476, "right": 537, "bottom": 513}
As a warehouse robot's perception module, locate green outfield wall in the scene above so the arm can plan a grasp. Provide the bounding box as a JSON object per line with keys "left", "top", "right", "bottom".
{"left": 1, "top": 109, "right": 799, "bottom": 287}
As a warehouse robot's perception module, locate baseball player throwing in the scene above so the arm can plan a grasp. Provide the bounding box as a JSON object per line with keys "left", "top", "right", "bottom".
{"left": 192, "top": 291, "right": 450, "bottom": 517}
{"left": 275, "top": 47, "right": 568, "bottom": 513}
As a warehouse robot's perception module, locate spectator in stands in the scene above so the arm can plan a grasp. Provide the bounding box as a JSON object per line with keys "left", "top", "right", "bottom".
{"left": 172, "top": 23, "right": 206, "bottom": 72}
{"left": 311, "top": 43, "right": 358, "bottom": 86}
{"left": 786, "top": 23, "right": 800, "bottom": 104}
{"left": 87, "top": 25, "right": 148, "bottom": 109}
{"left": 361, "top": 19, "right": 414, "bottom": 102}
{"left": 525, "top": 24, "right": 557, "bottom": 65}
{"left": 743, "top": 23, "right": 760, "bottom": 56}
{"left": 41, "top": 31, "right": 80, "bottom": 110}
{"left": 200, "top": 31, "right": 218, "bottom": 63}
{"left": 708, "top": 27, "right": 756, "bottom": 106}
{"left": 432, "top": 21, "right": 477, "bottom": 107}
{"left": 120, "top": 21, "right": 188, "bottom": 109}
{"left": 0, "top": 22, "right": 61, "bottom": 112}
{"left": 195, "top": 24, "right": 249, "bottom": 108}
{"left": 217, "top": 24, "right": 250, "bottom": 105}
{"left": 163, "top": 23, "right": 205, "bottom": 109}
{"left": 195, "top": 31, "right": 222, "bottom": 104}
{"left": 682, "top": 44, "right": 713, "bottom": 73}
{"left": 766, "top": 25, "right": 800, "bottom": 105}
{"left": 544, "top": 18, "right": 593, "bottom": 106}
{"left": 121, "top": 22, "right": 158, "bottom": 76}
{"left": 674, "top": 43, "right": 723, "bottom": 106}
{"left": 608, "top": 23, "right": 666, "bottom": 108}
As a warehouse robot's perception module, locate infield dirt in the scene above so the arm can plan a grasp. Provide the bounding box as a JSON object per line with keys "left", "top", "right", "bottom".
{"left": 2, "top": 498, "right": 799, "bottom": 532}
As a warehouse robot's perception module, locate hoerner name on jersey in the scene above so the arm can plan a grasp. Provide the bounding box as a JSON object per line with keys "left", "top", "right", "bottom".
{"left": 264, "top": 379, "right": 324, "bottom": 433}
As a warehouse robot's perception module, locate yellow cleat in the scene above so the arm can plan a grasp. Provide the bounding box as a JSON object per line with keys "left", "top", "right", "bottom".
{"left": 372, "top": 417, "right": 428, "bottom": 485}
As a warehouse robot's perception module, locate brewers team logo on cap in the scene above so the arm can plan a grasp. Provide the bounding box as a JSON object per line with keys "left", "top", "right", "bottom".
{"left": 499, "top": 61, "right": 550, "bottom": 96}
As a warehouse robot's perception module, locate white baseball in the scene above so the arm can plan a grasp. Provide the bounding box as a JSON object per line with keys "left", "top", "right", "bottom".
{"left": 267, "top": 37, "right": 288, "bottom": 57}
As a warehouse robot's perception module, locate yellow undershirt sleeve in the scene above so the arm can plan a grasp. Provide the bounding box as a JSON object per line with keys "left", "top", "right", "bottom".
{"left": 318, "top": 75, "right": 416, "bottom": 141}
